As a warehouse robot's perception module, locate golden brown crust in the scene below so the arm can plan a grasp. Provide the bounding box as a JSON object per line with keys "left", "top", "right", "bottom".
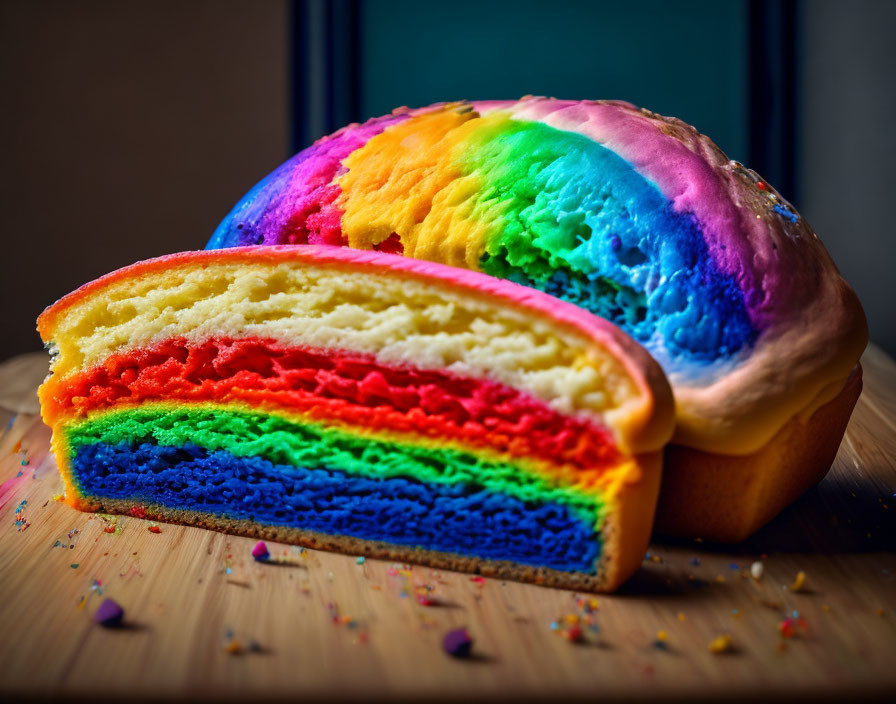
{"left": 597, "top": 451, "right": 662, "bottom": 589}
{"left": 655, "top": 365, "right": 863, "bottom": 542}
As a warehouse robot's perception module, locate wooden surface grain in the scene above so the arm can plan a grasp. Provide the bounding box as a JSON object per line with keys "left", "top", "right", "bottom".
{"left": 1, "top": 347, "right": 895, "bottom": 701}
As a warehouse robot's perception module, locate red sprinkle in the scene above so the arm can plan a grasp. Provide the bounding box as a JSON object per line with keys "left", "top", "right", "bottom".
{"left": 130, "top": 506, "right": 148, "bottom": 519}
{"left": 148, "top": 525, "right": 161, "bottom": 534}
{"left": 563, "top": 625, "right": 584, "bottom": 643}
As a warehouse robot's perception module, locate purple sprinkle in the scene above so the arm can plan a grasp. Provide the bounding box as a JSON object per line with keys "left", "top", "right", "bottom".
{"left": 94, "top": 598, "right": 124, "bottom": 628}
{"left": 442, "top": 628, "right": 473, "bottom": 658}
{"left": 251, "top": 541, "right": 270, "bottom": 561}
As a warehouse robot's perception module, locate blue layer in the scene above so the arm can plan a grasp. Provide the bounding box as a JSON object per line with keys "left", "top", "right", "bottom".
{"left": 73, "top": 442, "right": 600, "bottom": 573}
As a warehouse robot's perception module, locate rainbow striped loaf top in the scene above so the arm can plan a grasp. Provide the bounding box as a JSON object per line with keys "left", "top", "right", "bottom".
{"left": 208, "top": 98, "right": 867, "bottom": 457}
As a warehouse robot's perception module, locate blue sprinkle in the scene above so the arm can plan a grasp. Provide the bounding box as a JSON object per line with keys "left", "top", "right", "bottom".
{"left": 690, "top": 558, "right": 701, "bottom": 566}
{"left": 792, "top": 610, "right": 799, "bottom": 619}
{"left": 773, "top": 204, "right": 799, "bottom": 223}
{"left": 356, "top": 556, "right": 366, "bottom": 565}
{"left": 225, "top": 567, "right": 232, "bottom": 575}
{"left": 729, "top": 563, "right": 740, "bottom": 570}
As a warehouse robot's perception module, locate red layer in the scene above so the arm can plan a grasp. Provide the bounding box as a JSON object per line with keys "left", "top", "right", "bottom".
{"left": 43, "top": 337, "right": 620, "bottom": 470}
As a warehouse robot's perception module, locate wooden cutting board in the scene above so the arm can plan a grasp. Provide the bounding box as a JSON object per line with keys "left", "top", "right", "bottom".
{"left": 1, "top": 347, "right": 895, "bottom": 701}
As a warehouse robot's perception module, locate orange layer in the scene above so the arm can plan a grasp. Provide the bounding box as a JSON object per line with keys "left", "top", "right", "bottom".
{"left": 43, "top": 337, "right": 621, "bottom": 470}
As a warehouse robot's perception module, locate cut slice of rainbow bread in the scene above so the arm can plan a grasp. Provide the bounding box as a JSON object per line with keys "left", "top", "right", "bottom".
{"left": 38, "top": 246, "right": 673, "bottom": 591}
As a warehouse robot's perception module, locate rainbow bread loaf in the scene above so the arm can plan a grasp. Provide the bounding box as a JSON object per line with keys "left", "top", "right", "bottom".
{"left": 208, "top": 98, "right": 868, "bottom": 541}
{"left": 38, "top": 246, "right": 674, "bottom": 591}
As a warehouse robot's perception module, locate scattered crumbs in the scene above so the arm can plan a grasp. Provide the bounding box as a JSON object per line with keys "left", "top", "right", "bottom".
{"left": 148, "top": 525, "right": 161, "bottom": 534}
{"left": 442, "top": 628, "right": 473, "bottom": 658}
{"left": 415, "top": 584, "right": 436, "bottom": 606}
{"left": 94, "top": 598, "right": 124, "bottom": 628}
{"left": 708, "top": 634, "right": 734, "bottom": 654}
{"left": 550, "top": 596, "right": 600, "bottom": 644}
{"left": 751, "top": 561, "right": 764, "bottom": 581}
{"left": 779, "top": 617, "right": 807, "bottom": 639}
{"left": 356, "top": 556, "right": 366, "bottom": 565}
{"left": 13, "top": 500, "right": 31, "bottom": 532}
{"left": 788, "top": 571, "right": 807, "bottom": 593}
{"left": 70, "top": 563, "right": 79, "bottom": 569}
{"left": 99, "top": 514, "right": 121, "bottom": 534}
{"left": 677, "top": 612, "right": 686, "bottom": 622}
{"left": 251, "top": 541, "right": 270, "bottom": 562}
{"left": 326, "top": 602, "right": 368, "bottom": 644}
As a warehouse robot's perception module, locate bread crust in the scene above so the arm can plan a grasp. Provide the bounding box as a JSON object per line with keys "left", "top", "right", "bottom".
{"left": 655, "top": 364, "right": 863, "bottom": 542}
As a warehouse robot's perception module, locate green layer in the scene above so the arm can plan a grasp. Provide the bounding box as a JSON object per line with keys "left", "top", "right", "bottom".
{"left": 65, "top": 405, "right": 608, "bottom": 530}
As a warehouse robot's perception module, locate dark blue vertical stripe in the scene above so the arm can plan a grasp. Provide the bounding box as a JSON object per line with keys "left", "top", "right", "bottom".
{"left": 748, "top": 0, "right": 798, "bottom": 202}
{"left": 290, "top": 0, "right": 360, "bottom": 152}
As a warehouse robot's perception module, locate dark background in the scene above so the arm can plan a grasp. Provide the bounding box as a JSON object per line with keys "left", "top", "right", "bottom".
{"left": 2, "top": 0, "right": 894, "bottom": 360}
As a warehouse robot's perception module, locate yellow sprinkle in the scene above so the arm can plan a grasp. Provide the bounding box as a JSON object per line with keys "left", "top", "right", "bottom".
{"left": 789, "top": 571, "right": 807, "bottom": 593}
{"left": 656, "top": 630, "right": 668, "bottom": 642}
{"left": 715, "top": 575, "right": 726, "bottom": 584}
{"left": 708, "top": 634, "right": 734, "bottom": 654}
{"left": 564, "top": 614, "right": 580, "bottom": 625}
{"left": 677, "top": 612, "right": 686, "bottom": 622}
{"left": 875, "top": 608, "right": 885, "bottom": 617}
{"left": 226, "top": 640, "right": 243, "bottom": 655}
{"left": 822, "top": 604, "right": 831, "bottom": 613}
{"left": 588, "top": 598, "right": 600, "bottom": 610}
